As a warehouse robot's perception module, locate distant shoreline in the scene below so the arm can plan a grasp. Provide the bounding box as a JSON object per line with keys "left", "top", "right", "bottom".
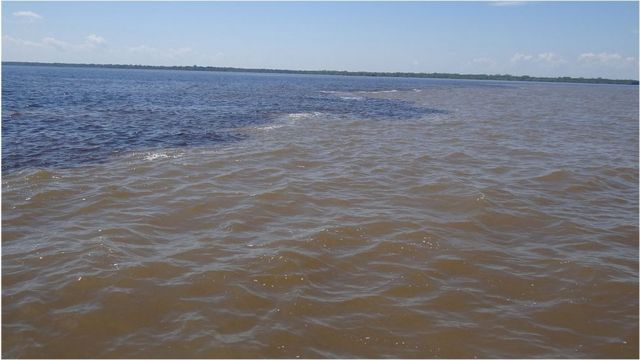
{"left": 3, "top": 61, "right": 638, "bottom": 85}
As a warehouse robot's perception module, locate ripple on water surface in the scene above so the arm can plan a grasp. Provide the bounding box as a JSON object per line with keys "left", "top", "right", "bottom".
{"left": 2, "top": 66, "right": 639, "bottom": 358}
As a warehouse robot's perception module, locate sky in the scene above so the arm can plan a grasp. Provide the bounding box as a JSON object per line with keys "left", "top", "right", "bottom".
{"left": 2, "top": 1, "right": 639, "bottom": 79}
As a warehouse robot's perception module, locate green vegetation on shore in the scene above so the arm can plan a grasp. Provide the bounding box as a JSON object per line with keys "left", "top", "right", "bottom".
{"left": 4, "top": 61, "right": 638, "bottom": 85}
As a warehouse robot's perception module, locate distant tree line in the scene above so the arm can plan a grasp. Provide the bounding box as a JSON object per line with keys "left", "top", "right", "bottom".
{"left": 3, "top": 61, "right": 638, "bottom": 85}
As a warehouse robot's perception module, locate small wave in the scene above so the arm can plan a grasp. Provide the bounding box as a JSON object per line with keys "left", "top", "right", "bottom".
{"left": 340, "top": 96, "right": 364, "bottom": 101}
{"left": 533, "top": 169, "right": 572, "bottom": 183}
{"left": 239, "top": 112, "right": 327, "bottom": 134}
{"left": 255, "top": 124, "right": 286, "bottom": 131}
{"left": 442, "top": 151, "right": 478, "bottom": 162}
{"left": 362, "top": 89, "right": 399, "bottom": 94}
{"left": 288, "top": 112, "right": 324, "bottom": 119}
{"left": 139, "top": 151, "right": 182, "bottom": 161}
{"left": 144, "top": 152, "right": 170, "bottom": 161}
{"left": 24, "top": 169, "right": 60, "bottom": 183}
{"left": 26, "top": 188, "right": 77, "bottom": 204}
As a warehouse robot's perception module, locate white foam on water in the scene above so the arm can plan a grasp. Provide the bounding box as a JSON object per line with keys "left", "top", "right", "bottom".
{"left": 363, "top": 89, "right": 399, "bottom": 94}
{"left": 239, "top": 112, "right": 325, "bottom": 134}
{"left": 288, "top": 111, "right": 323, "bottom": 120}
{"left": 142, "top": 151, "right": 182, "bottom": 161}
{"left": 254, "top": 124, "right": 286, "bottom": 131}
{"left": 144, "top": 152, "right": 170, "bottom": 161}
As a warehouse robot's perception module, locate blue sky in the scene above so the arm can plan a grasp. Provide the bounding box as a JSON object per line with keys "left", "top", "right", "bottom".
{"left": 2, "top": 1, "right": 639, "bottom": 79}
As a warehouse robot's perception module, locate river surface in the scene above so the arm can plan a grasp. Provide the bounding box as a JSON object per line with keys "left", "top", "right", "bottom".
{"left": 2, "top": 65, "right": 638, "bottom": 358}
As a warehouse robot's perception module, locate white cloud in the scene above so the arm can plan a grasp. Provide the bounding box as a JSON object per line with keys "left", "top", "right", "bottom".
{"left": 2, "top": 35, "right": 44, "bottom": 48}
{"left": 3, "top": 35, "right": 88, "bottom": 52}
{"left": 510, "top": 53, "right": 533, "bottom": 63}
{"left": 41, "top": 37, "right": 70, "bottom": 50}
{"left": 511, "top": 52, "right": 565, "bottom": 64}
{"left": 86, "top": 34, "right": 105, "bottom": 46}
{"left": 489, "top": 1, "right": 525, "bottom": 7}
{"left": 13, "top": 11, "right": 43, "bottom": 20}
{"left": 536, "top": 52, "right": 566, "bottom": 64}
{"left": 577, "top": 52, "right": 635, "bottom": 64}
{"left": 577, "top": 53, "right": 637, "bottom": 77}
{"left": 574, "top": 53, "right": 637, "bottom": 79}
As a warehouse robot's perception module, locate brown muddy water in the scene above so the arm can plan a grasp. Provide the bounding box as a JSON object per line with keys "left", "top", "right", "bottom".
{"left": 2, "top": 68, "right": 639, "bottom": 358}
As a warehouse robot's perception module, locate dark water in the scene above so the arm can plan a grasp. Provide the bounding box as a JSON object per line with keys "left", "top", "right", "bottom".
{"left": 2, "top": 65, "right": 638, "bottom": 358}
{"left": 2, "top": 65, "right": 448, "bottom": 172}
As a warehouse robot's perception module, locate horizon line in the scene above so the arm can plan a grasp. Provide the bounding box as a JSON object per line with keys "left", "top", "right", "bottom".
{"left": 3, "top": 61, "right": 639, "bottom": 85}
